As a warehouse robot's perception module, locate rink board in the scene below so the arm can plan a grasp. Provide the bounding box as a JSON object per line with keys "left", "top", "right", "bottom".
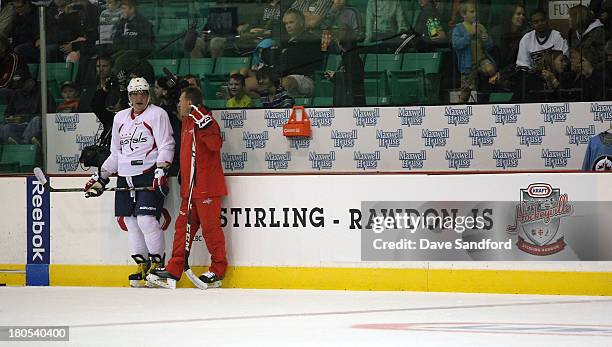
{"left": 1, "top": 173, "right": 611, "bottom": 295}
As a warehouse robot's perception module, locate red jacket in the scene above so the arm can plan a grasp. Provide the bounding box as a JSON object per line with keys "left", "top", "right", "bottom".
{"left": 180, "top": 107, "right": 227, "bottom": 199}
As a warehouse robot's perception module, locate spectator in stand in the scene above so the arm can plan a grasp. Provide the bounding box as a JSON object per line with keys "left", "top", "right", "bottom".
{"left": 279, "top": 9, "right": 323, "bottom": 97}
{"left": 290, "top": 0, "right": 333, "bottom": 31}
{"left": 0, "top": 71, "right": 55, "bottom": 145}
{"left": 60, "top": 0, "right": 101, "bottom": 62}
{"left": 111, "top": 0, "right": 155, "bottom": 83}
{"left": 226, "top": 73, "right": 255, "bottom": 108}
{"left": 183, "top": 74, "right": 201, "bottom": 89}
{"left": 364, "top": 0, "right": 408, "bottom": 43}
{"left": 56, "top": 81, "right": 80, "bottom": 112}
{"left": 568, "top": 4, "right": 607, "bottom": 71}
{"left": 321, "top": 0, "right": 364, "bottom": 42}
{"left": 489, "top": 3, "right": 528, "bottom": 70}
{"left": 322, "top": 22, "right": 365, "bottom": 106}
{"left": 570, "top": 48, "right": 608, "bottom": 101}
{"left": 452, "top": 0, "right": 495, "bottom": 103}
{"left": 97, "top": 0, "right": 122, "bottom": 55}
{"left": 0, "top": 1, "right": 16, "bottom": 38}
{"left": 0, "top": 33, "right": 29, "bottom": 101}
{"left": 8, "top": 1, "right": 39, "bottom": 63}
{"left": 87, "top": 54, "right": 123, "bottom": 147}
{"left": 46, "top": 0, "right": 84, "bottom": 63}
{"left": 516, "top": 8, "right": 568, "bottom": 72}
{"left": 414, "top": 0, "right": 449, "bottom": 51}
{"left": 256, "top": 66, "right": 295, "bottom": 108}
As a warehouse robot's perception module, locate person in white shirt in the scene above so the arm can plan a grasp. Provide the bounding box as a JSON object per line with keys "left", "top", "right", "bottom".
{"left": 84, "top": 77, "right": 175, "bottom": 288}
{"left": 516, "top": 8, "right": 568, "bottom": 72}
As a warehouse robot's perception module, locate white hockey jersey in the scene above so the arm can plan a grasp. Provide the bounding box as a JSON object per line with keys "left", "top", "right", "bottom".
{"left": 102, "top": 104, "right": 175, "bottom": 177}
{"left": 516, "top": 30, "right": 568, "bottom": 70}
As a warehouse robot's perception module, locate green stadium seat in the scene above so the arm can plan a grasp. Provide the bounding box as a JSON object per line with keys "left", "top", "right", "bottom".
{"left": 390, "top": 70, "right": 427, "bottom": 105}
{"left": 489, "top": 92, "right": 514, "bottom": 102}
{"left": 0, "top": 104, "right": 7, "bottom": 123}
{"left": 363, "top": 71, "right": 390, "bottom": 104}
{"left": 314, "top": 71, "right": 334, "bottom": 97}
{"left": 156, "top": 18, "right": 190, "bottom": 40}
{"left": 325, "top": 54, "right": 343, "bottom": 71}
{"left": 312, "top": 96, "right": 333, "bottom": 107}
{"left": 202, "top": 74, "right": 227, "bottom": 100}
{"left": 213, "top": 57, "right": 251, "bottom": 76}
{"left": 364, "top": 53, "right": 402, "bottom": 73}
{"left": 27, "top": 64, "right": 39, "bottom": 79}
{"left": 294, "top": 97, "right": 312, "bottom": 107}
{"left": 0, "top": 144, "right": 39, "bottom": 173}
{"left": 205, "top": 99, "right": 228, "bottom": 109}
{"left": 41, "top": 62, "right": 74, "bottom": 84}
{"left": 402, "top": 52, "right": 442, "bottom": 74}
{"left": 178, "top": 58, "right": 215, "bottom": 77}
{"left": 148, "top": 59, "right": 180, "bottom": 78}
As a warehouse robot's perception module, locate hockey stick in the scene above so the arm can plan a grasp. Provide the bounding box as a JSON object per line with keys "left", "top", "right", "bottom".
{"left": 183, "top": 131, "right": 208, "bottom": 290}
{"left": 33, "top": 167, "right": 154, "bottom": 193}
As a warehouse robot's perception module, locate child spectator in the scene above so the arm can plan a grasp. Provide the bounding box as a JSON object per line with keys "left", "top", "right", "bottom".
{"left": 452, "top": 0, "right": 495, "bottom": 103}
{"left": 256, "top": 66, "right": 295, "bottom": 108}
{"left": 56, "top": 81, "right": 80, "bottom": 113}
{"left": 226, "top": 73, "right": 255, "bottom": 108}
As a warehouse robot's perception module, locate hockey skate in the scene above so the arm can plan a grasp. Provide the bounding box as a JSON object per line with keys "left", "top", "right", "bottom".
{"left": 128, "top": 254, "right": 150, "bottom": 288}
{"left": 146, "top": 267, "right": 179, "bottom": 289}
{"left": 198, "top": 271, "right": 223, "bottom": 288}
{"left": 144, "top": 254, "right": 165, "bottom": 288}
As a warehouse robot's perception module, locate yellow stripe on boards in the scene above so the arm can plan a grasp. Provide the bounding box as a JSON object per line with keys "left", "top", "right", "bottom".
{"left": 0, "top": 264, "right": 604, "bottom": 296}
{"left": 0, "top": 264, "right": 26, "bottom": 286}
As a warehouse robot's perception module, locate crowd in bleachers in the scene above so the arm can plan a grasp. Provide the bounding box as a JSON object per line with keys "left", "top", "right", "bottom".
{"left": 0, "top": 0, "right": 610, "bottom": 173}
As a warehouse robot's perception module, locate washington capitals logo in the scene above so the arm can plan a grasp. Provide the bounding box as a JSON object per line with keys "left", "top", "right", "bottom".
{"left": 507, "top": 183, "right": 572, "bottom": 256}
{"left": 55, "top": 114, "right": 79, "bottom": 132}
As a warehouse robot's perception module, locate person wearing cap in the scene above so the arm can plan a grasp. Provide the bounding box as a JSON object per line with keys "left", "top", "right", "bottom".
{"left": 83, "top": 77, "right": 175, "bottom": 288}
{"left": 56, "top": 81, "right": 80, "bottom": 113}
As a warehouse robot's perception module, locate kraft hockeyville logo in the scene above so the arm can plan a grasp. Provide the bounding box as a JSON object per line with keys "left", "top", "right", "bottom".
{"left": 55, "top": 114, "right": 79, "bottom": 132}
{"left": 75, "top": 133, "right": 97, "bottom": 151}
{"left": 398, "top": 107, "right": 426, "bottom": 126}
{"left": 376, "top": 129, "right": 403, "bottom": 148}
{"left": 540, "top": 103, "right": 570, "bottom": 124}
{"left": 422, "top": 128, "right": 449, "bottom": 148}
{"left": 222, "top": 152, "right": 247, "bottom": 171}
{"left": 590, "top": 103, "right": 612, "bottom": 122}
{"left": 309, "top": 151, "right": 335, "bottom": 170}
{"left": 220, "top": 110, "right": 247, "bottom": 129}
{"left": 331, "top": 129, "right": 358, "bottom": 149}
{"left": 264, "top": 110, "right": 290, "bottom": 128}
{"left": 399, "top": 150, "right": 426, "bottom": 169}
{"left": 444, "top": 106, "right": 472, "bottom": 126}
{"left": 469, "top": 127, "right": 497, "bottom": 147}
{"left": 541, "top": 148, "right": 571, "bottom": 168}
{"left": 309, "top": 109, "right": 335, "bottom": 127}
{"left": 243, "top": 131, "right": 269, "bottom": 150}
{"left": 265, "top": 152, "right": 291, "bottom": 171}
{"left": 517, "top": 126, "right": 545, "bottom": 146}
{"left": 353, "top": 108, "right": 380, "bottom": 127}
{"left": 492, "top": 105, "right": 521, "bottom": 124}
{"left": 566, "top": 125, "right": 595, "bottom": 146}
{"left": 56, "top": 154, "right": 80, "bottom": 172}
{"left": 354, "top": 151, "right": 381, "bottom": 170}
{"left": 507, "top": 183, "right": 572, "bottom": 256}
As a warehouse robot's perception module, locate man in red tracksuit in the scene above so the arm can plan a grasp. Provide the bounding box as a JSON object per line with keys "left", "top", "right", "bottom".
{"left": 147, "top": 86, "right": 228, "bottom": 289}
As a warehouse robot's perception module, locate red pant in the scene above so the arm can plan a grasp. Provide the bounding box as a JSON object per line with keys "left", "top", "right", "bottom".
{"left": 166, "top": 197, "right": 227, "bottom": 278}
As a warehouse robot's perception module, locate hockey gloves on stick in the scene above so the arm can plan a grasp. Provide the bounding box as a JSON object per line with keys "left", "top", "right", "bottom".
{"left": 189, "top": 105, "right": 213, "bottom": 129}
{"left": 84, "top": 172, "right": 110, "bottom": 198}
{"left": 153, "top": 167, "right": 169, "bottom": 197}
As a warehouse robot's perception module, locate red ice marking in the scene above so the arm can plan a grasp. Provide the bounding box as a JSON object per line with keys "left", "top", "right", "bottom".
{"left": 351, "top": 322, "right": 612, "bottom": 337}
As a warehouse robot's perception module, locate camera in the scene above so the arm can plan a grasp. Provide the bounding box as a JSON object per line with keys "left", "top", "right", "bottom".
{"left": 161, "top": 67, "right": 190, "bottom": 103}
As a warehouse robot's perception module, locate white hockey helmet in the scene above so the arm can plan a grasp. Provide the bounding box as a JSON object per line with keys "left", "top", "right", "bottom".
{"left": 127, "top": 77, "right": 150, "bottom": 93}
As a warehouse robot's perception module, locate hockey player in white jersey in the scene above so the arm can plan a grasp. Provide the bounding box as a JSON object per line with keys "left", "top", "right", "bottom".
{"left": 84, "top": 77, "right": 175, "bottom": 287}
